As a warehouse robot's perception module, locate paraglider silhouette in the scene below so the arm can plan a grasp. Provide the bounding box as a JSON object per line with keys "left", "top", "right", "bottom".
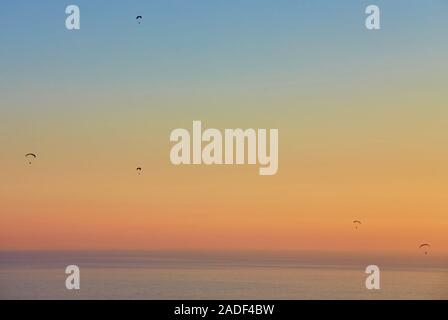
{"left": 136, "top": 167, "right": 142, "bottom": 175}
{"left": 136, "top": 16, "right": 143, "bottom": 24}
{"left": 353, "top": 220, "right": 361, "bottom": 230}
{"left": 25, "top": 153, "right": 36, "bottom": 165}
{"left": 419, "top": 243, "right": 430, "bottom": 255}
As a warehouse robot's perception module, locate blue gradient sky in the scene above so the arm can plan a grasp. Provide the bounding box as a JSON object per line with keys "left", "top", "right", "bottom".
{"left": 1, "top": 0, "right": 447, "bottom": 100}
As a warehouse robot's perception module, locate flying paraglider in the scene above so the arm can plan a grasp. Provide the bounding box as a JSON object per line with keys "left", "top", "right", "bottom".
{"left": 419, "top": 243, "right": 430, "bottom": 255}
{"left": 136, "top": 16, "right": 143, "bottom": 24}
{"left": 25, "top": 153, "right": 37, "bottom": 165}
{"left": 353, "top": 220, "right": 361, "bottom": 230}
{"left": 136, "top": 167, "right": 142, "bottom": 175}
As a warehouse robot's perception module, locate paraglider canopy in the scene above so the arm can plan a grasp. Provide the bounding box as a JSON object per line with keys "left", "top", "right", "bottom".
{"left": 136, "top": 16, "right": 143, "bottom": 24}
{"left": 419, "top": 243, "right": 430, "bottom": 255}
{"left": 25, "top": 153, "right": 37, "bottom": 164}
{"left": 353, "top": 220, "right": 361, "bottom": 229}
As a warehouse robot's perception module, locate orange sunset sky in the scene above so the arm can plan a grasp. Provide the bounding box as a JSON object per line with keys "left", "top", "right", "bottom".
{"left": 1, "top": 1, "right": 447, "bottom": 262}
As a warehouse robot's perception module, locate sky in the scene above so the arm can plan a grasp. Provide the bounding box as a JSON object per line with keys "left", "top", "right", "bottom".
{"left": 0, "top": 1, "right": 447, "bottom": 262}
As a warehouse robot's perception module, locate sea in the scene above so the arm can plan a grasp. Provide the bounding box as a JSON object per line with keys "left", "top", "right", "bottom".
{"left": 0, "top": 251, "right": 447, "bottom": 299}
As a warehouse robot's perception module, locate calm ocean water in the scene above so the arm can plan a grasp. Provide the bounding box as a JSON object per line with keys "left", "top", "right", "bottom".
{"left": 0, "top": 251, "right": 447, "bottom": 299}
